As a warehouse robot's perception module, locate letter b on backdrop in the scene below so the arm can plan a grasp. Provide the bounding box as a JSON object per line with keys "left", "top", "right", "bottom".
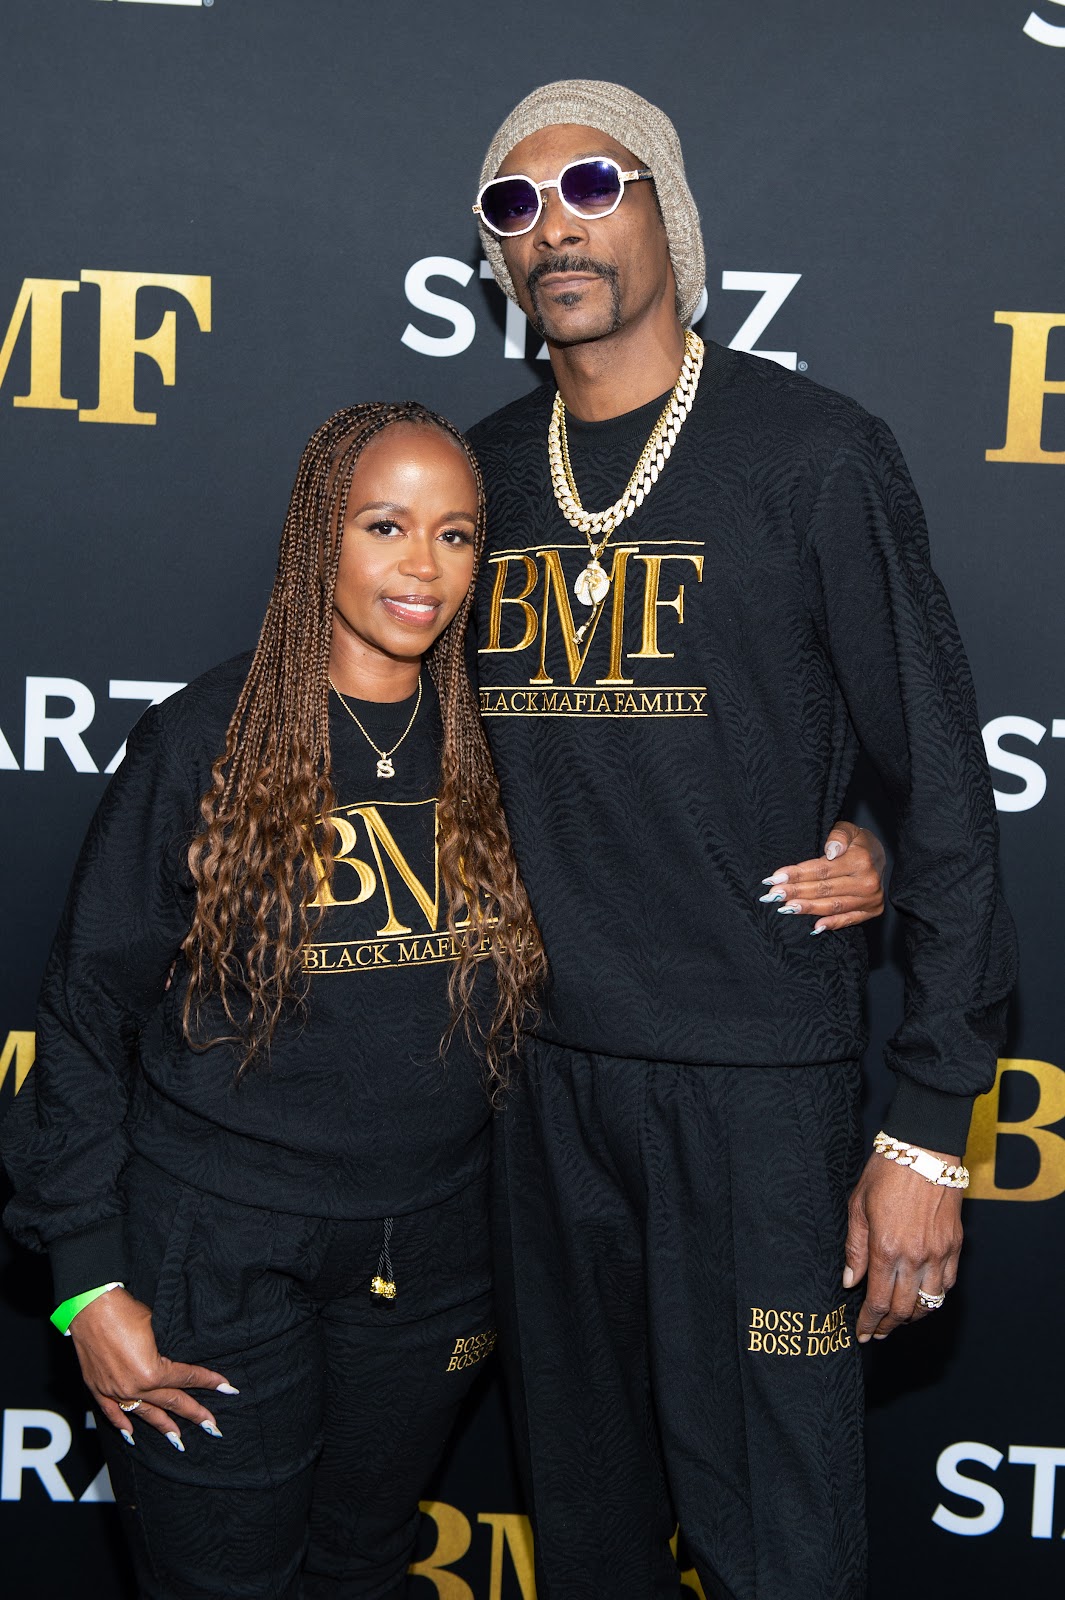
{"left": 965, "top": 1060, "right": 1065, "bottom": 1201}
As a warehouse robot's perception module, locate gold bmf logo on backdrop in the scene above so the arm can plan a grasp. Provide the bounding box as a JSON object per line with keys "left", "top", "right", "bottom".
{"left": 0, "top": 271, "right": 211, "bottom": 425}
{"left": 986, "top": 312, "right": 1065, "bottom": 464}
{"left": 964, "top": 1059, "right": 1065, "bottom": 1201}
{"left": 409, "top": 1502, "right": 706, "bottom": 1599}
{"left": 0, "top": 1033, "right": 35, "bottom": 1096}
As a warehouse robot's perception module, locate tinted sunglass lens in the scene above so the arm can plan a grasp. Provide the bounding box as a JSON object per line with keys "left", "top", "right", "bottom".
{"left": 560, "top": 160, "right": 622, "bottom": 215}
{"left": 480, "top": 177, "right": 540, "bottom": 235}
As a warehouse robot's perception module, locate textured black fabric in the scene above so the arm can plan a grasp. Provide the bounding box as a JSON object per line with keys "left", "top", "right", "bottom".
{"left": 492, "top": 1043, "right": 867, "bottom": 1600}
{"left": 468, "top": 343, "right": 1016, "bottom": 1152}
{"left": 48, "top": 1215, "right": 128, "bottom": 1306}
{"left": 98, "top": 1155, "right": 495, "bottom": 1600}
{"left": 2, "top": 658, "right": 491, "bottom": 1298}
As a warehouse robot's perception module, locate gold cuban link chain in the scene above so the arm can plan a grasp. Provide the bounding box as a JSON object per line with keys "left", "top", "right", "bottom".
{"left": 547, "top": 329, "right": 705, "bottom": 621}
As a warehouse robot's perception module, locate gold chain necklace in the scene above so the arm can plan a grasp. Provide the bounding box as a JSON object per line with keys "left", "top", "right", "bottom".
{"left": 329, "top": 675, "right": 422, "bottom": 780}
{"left": 547, "top": 330, "right": 705, "bottom": 616}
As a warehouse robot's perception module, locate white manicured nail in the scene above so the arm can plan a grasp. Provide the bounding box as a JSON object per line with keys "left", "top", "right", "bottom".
{"left": 762, "top": 871, "right": 788, "bottom": 885}
{"left": 825, "top": 841, "right": 844, "bottom": 860}
{"left": 777, "top": 903, "right": 801, "bottom": 915}
{"left": 200, "top": 1421, "right": 222, "bottom": 1438}
{"left": 810, "top": 925, "right": 827, "bottom": 936}
{"left": 759, "top": 889, "right": 787, "bottom": 904}
{"left": 120, "top": 1430, "right": 135, "bottom": 1446}
{"left": 166, "top": 1431, "right": 185, "bottom": 1453}
{"left": 216, "top": 1383, "right": 239, "bottom": 1395}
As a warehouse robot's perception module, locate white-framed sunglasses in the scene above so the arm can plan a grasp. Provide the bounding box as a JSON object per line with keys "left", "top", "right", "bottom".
{"left": 473, "top": 157, "right": 654, "bottom": 239}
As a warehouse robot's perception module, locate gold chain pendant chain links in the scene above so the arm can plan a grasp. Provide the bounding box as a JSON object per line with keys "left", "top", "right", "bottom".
{"left": 329, "top": 675, "right": 422, "bottom": 779}
{"left": 548, "top": 329, "right": 705, "bottom": 612}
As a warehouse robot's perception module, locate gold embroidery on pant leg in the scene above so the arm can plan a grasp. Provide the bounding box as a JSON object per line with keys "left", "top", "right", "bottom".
{"left": 746, "top": 1304, "right": 852, "bottom": 1356}
{"left": 446, "top": 1329, "right": 497, "bottom": 1372}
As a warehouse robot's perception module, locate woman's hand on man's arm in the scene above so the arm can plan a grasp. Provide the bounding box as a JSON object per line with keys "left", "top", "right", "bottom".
{"left": 760, "top": 820, "right": 887, "bottom": 933}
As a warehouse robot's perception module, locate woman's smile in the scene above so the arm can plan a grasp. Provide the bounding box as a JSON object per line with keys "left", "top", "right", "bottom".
{"left": 380, "top": 593, "right": 444, "bottom": 628}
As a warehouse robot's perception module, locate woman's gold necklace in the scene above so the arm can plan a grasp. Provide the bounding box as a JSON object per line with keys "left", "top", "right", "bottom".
{"left": 547, "top": 329, "right": 705, "bottom": 633}
{"left": 329, "top": 675, "right": 422, "bottom": 779}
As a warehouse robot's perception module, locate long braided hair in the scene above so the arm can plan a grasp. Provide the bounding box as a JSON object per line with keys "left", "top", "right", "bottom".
{"left": 182, "top": 401, "right": 546, "bottom": 1099}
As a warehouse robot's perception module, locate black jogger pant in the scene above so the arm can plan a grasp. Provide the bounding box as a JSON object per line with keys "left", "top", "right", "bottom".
{"left": 491, "top": 1041, "right": 867, "bottom": 1600}
{"left": 99, "top": 1156, "right": 494, "bottom": 1600}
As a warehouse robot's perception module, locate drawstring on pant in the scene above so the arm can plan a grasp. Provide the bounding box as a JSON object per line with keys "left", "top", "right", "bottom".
{"left": 370, "top": 1217, "right": 396, "bottom": 1300}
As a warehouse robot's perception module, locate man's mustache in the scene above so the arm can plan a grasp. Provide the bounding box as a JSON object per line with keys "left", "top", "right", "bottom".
{"left": 526, "top": 255, "right": 618, "bottom": 293}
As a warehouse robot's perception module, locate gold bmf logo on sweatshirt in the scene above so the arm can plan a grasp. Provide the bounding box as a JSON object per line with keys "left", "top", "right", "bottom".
{"left": 304, "top": 798, "right": 479, "bottom": 973}
{"left": 478, "top": 538, "right": 708, "bottom": 717}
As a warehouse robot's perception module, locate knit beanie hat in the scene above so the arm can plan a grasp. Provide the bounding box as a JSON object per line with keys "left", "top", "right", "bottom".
{"left": 477, "top": 79, "right": 706, "bottom": 328}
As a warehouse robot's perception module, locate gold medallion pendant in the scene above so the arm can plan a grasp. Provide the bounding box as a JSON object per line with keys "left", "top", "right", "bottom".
{"left": 573, "top": 557, "right": 610, "bottom": 607}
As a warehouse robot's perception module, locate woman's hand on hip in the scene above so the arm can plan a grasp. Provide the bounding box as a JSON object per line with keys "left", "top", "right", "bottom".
{"left": 69, "top": 1287, "right": 235, "bottom": 1448}
{"left": 759, "top": 820, "right": 887, "bottom": 933}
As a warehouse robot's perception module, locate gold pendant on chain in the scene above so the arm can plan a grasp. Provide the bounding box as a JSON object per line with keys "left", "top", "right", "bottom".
{"left": 573, "top": 557, "right": 610, "bottom": 607}
{"left": 376, "top": 756, "right": 395, "bottom": 779}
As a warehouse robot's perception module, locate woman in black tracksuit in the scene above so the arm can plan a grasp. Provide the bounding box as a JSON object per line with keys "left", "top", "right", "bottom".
{"left": 1, "top": 401, "right": 546, "bottom": 1598}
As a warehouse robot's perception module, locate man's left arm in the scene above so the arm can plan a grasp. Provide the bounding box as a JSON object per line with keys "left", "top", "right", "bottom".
{"left": 805, "top": 412, "right": 1017, "bottom": 1341}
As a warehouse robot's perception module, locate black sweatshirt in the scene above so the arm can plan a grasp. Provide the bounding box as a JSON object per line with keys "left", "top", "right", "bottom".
{"left": 2, "top": 656, "right": 491, "bottom": 1302}
{"left": 467, "top": 342, "right": 1016, "bottom": 1155}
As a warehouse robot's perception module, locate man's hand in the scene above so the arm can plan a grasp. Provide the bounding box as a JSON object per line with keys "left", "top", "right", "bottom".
{"left": 70, "top": 1287, "right": 235, "bottom": 1447}
{"left": 843, "top": 1153, "right": 964, "bottom": 1341}
{"left": 760, "top": 820, "right": 887, "bottom": 933}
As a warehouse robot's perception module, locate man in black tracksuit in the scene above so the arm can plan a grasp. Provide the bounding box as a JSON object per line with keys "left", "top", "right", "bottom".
{"left": 467, "top": 79, "right": 1015, "bottom": 1597}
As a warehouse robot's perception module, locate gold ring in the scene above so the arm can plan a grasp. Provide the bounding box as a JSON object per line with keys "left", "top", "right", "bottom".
{"left": 917, "top": 1290, "right": 946, "bottom": 1311}
{"left": 117, "top": 1399, "right": 142, "bottom": 1413}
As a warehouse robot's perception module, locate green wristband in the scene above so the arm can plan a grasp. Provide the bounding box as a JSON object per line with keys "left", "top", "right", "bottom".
{"left": 50, "top": 1281, "right": 124, "bottom": 1337}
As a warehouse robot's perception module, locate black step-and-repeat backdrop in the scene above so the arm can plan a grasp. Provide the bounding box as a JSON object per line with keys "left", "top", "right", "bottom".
{"left": 1, "top": 2, "right": 1063, "bottom": 1595}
